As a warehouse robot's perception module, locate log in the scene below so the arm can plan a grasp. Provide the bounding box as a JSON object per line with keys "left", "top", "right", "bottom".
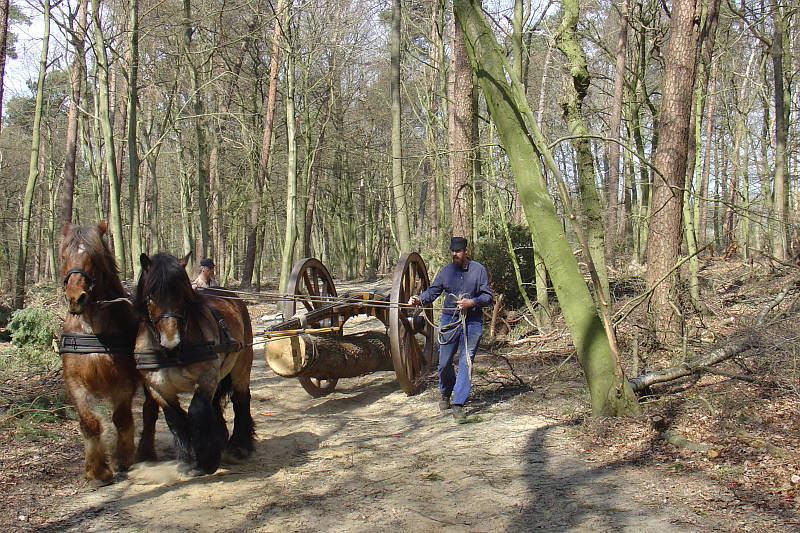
{"left": 263, "top": 331, "right": 394, "bottom": 379}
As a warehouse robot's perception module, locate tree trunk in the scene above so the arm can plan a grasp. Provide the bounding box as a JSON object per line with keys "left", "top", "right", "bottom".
{"left": 89, "top": 0, "right": 125, "bottom": 275}
{"left": 127, "top": 0, "right": 141, "bottom": 280}
{"left": 391, "top": 0, "right": 411, "bottom": 252}
{"left": 448, "top": 12, "right": 474, "bottom": 240}
{"left": 60, "top": 0, "right": 87, "bottom": 226}
{"left": 14, "top": 0, "right": 50, "bottom": 309}
{"left": 555, "top": 0, "right": 610, "bottom": 304}
{"left": 243, "top": 0, "right": 284, "bottom": 287}
{"left": 607, "top": 0, "right": 629, "bottom": 252}
{"left": 264, "top": 331, "right": 393, "bottom": 379}
{"left": 181, "top": 0, "right": 210, "bottom": 258}
{"left": 210, "top": 18, "right": 254, "bottom": 276}
{"left": 453, "top": 0, "right": 639, "bottom": 417}
{"left": 279, "top": 43, "right": 298, "bottom": 293}
{"left": 697, "top": 61, "right": 717, "bottom": 247}
{"left": 645, "top": 0, "right": 701, "bottom": 344}
{"left": 771, "top": 7, "right": 789, "bottom": 260}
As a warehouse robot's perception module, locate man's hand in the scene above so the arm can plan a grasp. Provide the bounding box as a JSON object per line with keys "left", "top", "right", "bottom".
{"left": 407, "top": 295, "right": 421, "bottom": 306}
{"left": 456, "top": 298, "right": 475, "bottom": 311}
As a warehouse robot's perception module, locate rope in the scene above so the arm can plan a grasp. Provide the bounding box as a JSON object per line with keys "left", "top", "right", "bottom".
{"left": 429, "top": 293, "right": 474, "bottom": 379}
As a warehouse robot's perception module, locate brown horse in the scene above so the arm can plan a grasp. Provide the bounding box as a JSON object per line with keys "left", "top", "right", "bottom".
{"left": 133, "top": 252, "right": 254, "bottom": 476}
{"left": 59, "top": 221, "right": 158, "bottom": 486}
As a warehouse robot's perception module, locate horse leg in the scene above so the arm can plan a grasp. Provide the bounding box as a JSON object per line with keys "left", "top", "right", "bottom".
{"left": 110, "top": 395, "right": 136, "bottom": 473}
{"left": 135, "top": 385, "right": 159, "bottom": 462}
{"left": 160, "top": 400, "right": 195, "bottom": 469}
{"left": 67, "top": 380, "right": 113, "bottom": 485}
{"left": 186, "top": 386, "right": 227, "bottom": 475}
{"left": 224, "top": 350, "right": 256, "bottom": 462}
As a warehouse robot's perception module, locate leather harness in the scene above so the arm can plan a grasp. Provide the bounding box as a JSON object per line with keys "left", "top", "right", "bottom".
{"left": 133, "top": 304, "right": 242, "bottom": 370}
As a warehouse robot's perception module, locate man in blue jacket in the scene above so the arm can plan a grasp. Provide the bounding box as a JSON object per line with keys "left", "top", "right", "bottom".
{"left": 409, "top": 237, "right": 492, "bottom": 421}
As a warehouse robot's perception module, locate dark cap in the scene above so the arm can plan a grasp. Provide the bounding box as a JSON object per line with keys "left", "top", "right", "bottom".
{"left": 200, "top": 258, "right": 215, "bottom": 268}
{"left": 449, "top": 237, "right": 468, "bottom": 251}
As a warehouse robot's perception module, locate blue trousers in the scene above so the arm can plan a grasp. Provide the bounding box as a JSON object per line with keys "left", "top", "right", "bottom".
{"left": 438, "top": 316, "right": 483, "bottom": 406}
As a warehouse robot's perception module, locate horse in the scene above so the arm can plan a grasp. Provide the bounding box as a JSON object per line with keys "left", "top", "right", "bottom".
{"left": 59, "top": 221, "right": 158, "bottom": 486}
{"left": 133, "top": 252, "right": 255, "bottom": 475}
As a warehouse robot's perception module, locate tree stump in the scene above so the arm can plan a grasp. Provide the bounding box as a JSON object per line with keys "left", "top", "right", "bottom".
{"left": 263, "top": 331, "right": 394, "bottom": 379}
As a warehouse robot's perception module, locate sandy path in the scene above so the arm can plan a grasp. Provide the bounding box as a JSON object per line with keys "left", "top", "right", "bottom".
{"left": 38, "top": 343, "right": 729, "bottom": 533}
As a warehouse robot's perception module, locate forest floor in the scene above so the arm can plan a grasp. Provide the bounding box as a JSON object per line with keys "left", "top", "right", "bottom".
{"left": 1, "top": 258, "right": 799, "bottom": 532}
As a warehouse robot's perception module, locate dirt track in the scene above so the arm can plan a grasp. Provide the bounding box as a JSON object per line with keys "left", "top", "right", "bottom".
{"left": 37, "top": 340, "right": 766, "bottom": 533}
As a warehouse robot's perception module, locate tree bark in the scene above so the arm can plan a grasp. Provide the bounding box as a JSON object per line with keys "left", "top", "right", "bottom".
{"left": 264, "top": 331, "right": 393, "bottom": 379}
{"left": 448, "top": 11, "right": 474, "bottom": 240}
{"left": 278, "top": 37, "right": 298, "bottom": 294}
{"left": 555, "top": 0, "right": 610, "bottom": 304}
{"left": 607, "top": 0, "right": 630, "bottom": 251}
{"left": 453, "top": 0, "right": 639, "bottom": 416}
{"left": 770, "top": 7, "right": 789, "bottom": 260}
{"left": 391, "top": 0, "right": 411, "bottom": 252}
{"left": 645, "top": 0, "right": 701, "bottom": 343}
{"left": 127, "top": 0, "right": 141, "bottom": 280}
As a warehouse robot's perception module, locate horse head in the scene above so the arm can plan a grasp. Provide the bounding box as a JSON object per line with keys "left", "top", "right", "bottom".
{"left": 60, "top": 221, "right": 118, "bottom": 314}
{"left": 137, "top": 252, "right": 196, "bottom": 350}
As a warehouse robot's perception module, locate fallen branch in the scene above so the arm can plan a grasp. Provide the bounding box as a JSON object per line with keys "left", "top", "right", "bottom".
{"left": 508, "top": 330, "right": 561, "bottom": 346}
{"left": 728, "top": 425, "right": 797, "bottom": 460}
{"left": 629, "top": 277, "right": 797, "bottom": 393}
{"left": 629, "top": 338, "right": 755, "bottom": 392}
{"left": 663, "top": 429, "right": 720, "bottom": 457}
{"left": 697, "top": 366, "right": 758, "bottom": 383}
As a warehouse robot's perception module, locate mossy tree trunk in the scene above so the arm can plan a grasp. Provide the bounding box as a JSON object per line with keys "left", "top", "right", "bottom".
{"left": 554, "top": 0, "right": 610, "bottom": 305}
{"left": 453, "top": 0, "right": 639, "bottom": 416}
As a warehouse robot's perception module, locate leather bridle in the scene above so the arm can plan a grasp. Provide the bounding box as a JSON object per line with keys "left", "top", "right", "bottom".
{"left": 62, "top": 268, "right": 96, "bottom": 293}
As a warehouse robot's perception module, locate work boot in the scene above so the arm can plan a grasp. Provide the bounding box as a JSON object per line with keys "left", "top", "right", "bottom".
{"left": 452, "top": 404, "right": 466, "bottom": 421}
{"left": 439, "top": 394, "right": 451, "bottom": 411}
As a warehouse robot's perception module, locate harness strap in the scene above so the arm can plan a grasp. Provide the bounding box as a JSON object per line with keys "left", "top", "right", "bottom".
{"left": 134, "top": 342, "right": 219, "bottom": 370}
{"left": 134, "top": 303, "right": 242, "bottom": 370}
{"left": 63, "top": 268, "right": 95, "bottom": 290}
{"left": 59, "top": 333, "right": 133, "bottom": 354}
{"left": 206, "top": 304, "right": 242, "bottom": 352}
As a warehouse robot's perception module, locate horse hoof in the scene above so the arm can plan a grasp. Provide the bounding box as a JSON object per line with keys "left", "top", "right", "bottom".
{"left": 177, "top": 463, "right": 205, "bottom": 477}
{"left": 87, "top": 477, "right": 114, "bottom": 489}
{"left": 223, "top": 447, "right": 252, "bottom": 464}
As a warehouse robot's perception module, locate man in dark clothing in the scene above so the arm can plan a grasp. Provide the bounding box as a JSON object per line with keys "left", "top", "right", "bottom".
{"left": 408, "top": 237, "right": 492, "bottom": 420}
{"left": 192, "top": 258, "right": 219, "bottom": 289}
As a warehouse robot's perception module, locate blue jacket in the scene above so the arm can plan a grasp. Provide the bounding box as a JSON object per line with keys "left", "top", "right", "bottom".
{"left": 418, "top": 259, "right": 493, "bottom": 321}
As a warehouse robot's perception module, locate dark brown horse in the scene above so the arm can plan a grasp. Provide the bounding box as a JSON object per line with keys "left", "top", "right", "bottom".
{"left": 134, "top": 252, "right": 254, "bottom": 475}
{"left": 59, "top": 222, "right": 158, "bottom": 486}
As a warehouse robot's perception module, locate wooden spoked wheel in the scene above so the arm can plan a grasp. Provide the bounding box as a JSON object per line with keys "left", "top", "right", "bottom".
{"left": 285, "top": 257, "right": 340, "bottom": 397}
{"left": 389, "top": 252, "right": 436, "bottom": 395}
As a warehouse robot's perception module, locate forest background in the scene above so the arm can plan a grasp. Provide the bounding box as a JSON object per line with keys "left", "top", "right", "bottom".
{"left": 0, "top": 0, "right": 799, "bottom": 401}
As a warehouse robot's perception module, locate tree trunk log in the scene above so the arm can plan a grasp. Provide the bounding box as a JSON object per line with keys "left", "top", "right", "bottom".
{"left": 264, "top": 331, "right": 394, "bottom": 379}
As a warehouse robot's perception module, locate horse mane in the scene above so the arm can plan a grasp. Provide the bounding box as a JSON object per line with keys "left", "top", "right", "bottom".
{"left": 61, "top": 224, "right": 127, "bottom": 299}
{"left": 135, "top": 253, "right": 203, "bottom": 319}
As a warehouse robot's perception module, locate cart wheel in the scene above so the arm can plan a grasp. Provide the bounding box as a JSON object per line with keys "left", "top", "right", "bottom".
{"left": 285, "top": 258, "right": 340, "bottom": 397}
{"left": 389, "top": 252, "right": 435, "bottom": 395}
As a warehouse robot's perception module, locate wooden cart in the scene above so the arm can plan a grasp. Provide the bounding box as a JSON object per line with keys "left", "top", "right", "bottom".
{"left": 263, "top": 252, "right": 437, "bottom": 396}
